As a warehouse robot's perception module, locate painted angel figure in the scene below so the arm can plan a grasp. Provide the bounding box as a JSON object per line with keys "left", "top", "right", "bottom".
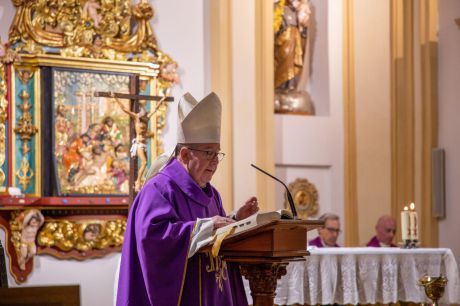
{"left": 82, "top": 0, "right": 102, "bottom": 28}
{"left": 111, "top": 93, "right": 166, "bottom": 191}
{"left": 17, "top": 209, "right": 44, "bottom": 271}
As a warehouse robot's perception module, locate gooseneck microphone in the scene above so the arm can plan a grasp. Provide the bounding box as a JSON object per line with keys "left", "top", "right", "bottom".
{"left": 250, "top": 164, "right": 298, "bottom": 219}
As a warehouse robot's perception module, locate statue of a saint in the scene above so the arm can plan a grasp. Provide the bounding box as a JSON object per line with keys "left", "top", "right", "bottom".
{"left": 274, "top": 0, "right": 313, "bottom": 114}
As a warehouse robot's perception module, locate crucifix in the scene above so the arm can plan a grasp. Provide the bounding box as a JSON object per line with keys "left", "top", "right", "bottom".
{"left": 94, "top": 91, "right": 174, "bottom": 200}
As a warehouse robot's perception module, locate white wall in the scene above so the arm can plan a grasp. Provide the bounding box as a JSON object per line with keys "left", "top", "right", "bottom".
{"left": 0, "top": 3, "right": 11, "bottom": 43}
{"left": 151, "top": 0, "right": 209, "bottom": 151}
{"left": 438, "top": 0, "right": 460, "bottom": 265}
{"left": 0, "top": 1, "right": 209, "bottom": 306}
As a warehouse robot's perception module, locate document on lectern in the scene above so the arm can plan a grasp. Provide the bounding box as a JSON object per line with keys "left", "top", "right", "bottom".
{"left": 216, "top": 209, "right": 293, "bottom": 236}
{"left": 195, "top": 209, "right": 294, "bottom": 255}
{"left": 195, "top": 209, "right": 293, "bottom": 253}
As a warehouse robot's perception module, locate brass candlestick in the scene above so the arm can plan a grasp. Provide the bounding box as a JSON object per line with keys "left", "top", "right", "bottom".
{"left": 418, "top": 275, "right": 448, "bottom": 306}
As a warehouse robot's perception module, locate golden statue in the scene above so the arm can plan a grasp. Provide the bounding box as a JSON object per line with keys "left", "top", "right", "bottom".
{"left": 274, "top": 0, "right": 313, "bottom": 114}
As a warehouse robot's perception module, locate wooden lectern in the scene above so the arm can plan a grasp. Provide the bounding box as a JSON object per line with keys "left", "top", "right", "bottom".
{"left": 204, "top": 219, "right": 323, "bottom": 306}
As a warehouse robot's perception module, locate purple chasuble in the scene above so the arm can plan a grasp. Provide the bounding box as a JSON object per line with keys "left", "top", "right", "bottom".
{"left": 117, "top": 158, "right": 248, "bottom": 306}
{"left": 308, "top": 236, "right": 340, "bottom": 248}
{"left": 366, "top": 235, "right": 397, "bottom": 247}
{"left": 308, "top": 236, "right": 324, "bottom": 247}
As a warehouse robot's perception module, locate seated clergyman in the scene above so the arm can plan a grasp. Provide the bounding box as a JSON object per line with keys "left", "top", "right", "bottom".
{"left": 366, "top": 215, "right": 397, "bottom": 247}
{"left": 309, "top": 213, "right": 341, "bottom": 248}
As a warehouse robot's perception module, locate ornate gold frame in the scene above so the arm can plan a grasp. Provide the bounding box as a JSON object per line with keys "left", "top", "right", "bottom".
{"left": 0, "top": 0, "right": 177, "bottom": 284}
{"left": 284, "top": 178, "right": 319, "bottom": 219}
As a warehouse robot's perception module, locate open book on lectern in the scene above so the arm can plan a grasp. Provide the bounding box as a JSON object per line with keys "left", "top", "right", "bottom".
{"left": 196, "top": 209, "right": 294, "bottom": 253}
{"left": 215, "top": 209, "right": 293, "bottom": 237}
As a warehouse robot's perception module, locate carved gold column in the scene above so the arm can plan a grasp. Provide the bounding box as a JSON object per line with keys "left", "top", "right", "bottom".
{"left": 14, "top": 85, "right": 37, "bottom": 191}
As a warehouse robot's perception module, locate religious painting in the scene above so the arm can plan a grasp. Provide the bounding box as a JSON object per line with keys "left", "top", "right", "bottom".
{"left": 52, "top": 69, "right": 131, "bottom": 196}
{"left": 285, "top": 178, "right": 319, "bottom": 219}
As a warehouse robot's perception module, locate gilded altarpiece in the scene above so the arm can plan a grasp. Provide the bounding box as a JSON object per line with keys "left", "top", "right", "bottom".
{"left": 0, "top": 0, "right": 177, "bottom": 283}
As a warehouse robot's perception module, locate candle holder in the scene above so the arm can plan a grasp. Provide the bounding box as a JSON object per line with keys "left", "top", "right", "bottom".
{"left": 401, "top": 239, "right": 412, "bottom": 249}
{"left": 418, "top": 275, "right": 448, "bottom": 306}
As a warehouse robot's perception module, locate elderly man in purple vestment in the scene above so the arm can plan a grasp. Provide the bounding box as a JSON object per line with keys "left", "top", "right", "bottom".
{"left": 366, "top": 215, "right": 397, "bottom": 247}
{"left": 308, "top": 213, "right": 341, "bottom": 248}
{"left": 116, "top": 92, "right": 259, "bottom": 306}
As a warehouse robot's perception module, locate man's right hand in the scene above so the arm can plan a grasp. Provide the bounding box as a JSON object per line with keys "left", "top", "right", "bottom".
{"left": 211, "top": 216, "right": 235, "bottom": 229}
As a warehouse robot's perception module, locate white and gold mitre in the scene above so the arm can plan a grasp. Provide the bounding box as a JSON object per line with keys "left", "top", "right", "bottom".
{"left": 177, "top": 92, "right": 222, "bottom": 144}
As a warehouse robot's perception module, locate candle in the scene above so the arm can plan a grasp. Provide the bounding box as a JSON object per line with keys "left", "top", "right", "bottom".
{"left": 409, "top": 202, "right": 419, "bottom": 241}
{"left": 401, "top": 206, "right": 410, "bottom": 241}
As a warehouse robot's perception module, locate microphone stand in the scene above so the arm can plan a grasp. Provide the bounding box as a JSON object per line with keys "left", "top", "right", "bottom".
{"left": 251, "top": 164, "right": 298, "bottom": 219}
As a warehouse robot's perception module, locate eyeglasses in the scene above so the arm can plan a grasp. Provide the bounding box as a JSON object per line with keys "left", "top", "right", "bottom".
{"left": 324, "top": 227, "right": 341, "bottom": 234}
{"left": 187, "top": 147, "right": 226, "bottom": 161}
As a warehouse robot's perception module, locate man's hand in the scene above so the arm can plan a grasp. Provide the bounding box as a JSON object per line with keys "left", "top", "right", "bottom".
{"left": 235, "top": 196, "right": 259, "bottom": 221}
{"left": 212, "top": 216, "right": 235, "bottom": 229}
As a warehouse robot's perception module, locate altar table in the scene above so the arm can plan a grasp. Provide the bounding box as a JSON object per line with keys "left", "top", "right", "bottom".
{"left": 243, "top": 247, "right": 460, "bottom": 305}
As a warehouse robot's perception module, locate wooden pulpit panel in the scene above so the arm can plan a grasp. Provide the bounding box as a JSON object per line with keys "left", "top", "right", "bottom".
{"left": 0, "top": 285, "right": 80, "bottom": 306}
{"left": 218, "top": 219, "right": 322, "bottom": 258}
{"left": 201, "top": 219, "right": 324, "bottom": 306}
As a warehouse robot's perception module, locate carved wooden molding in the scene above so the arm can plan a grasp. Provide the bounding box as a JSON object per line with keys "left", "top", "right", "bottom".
{"left": 240, "top": 262, "right": 288, "bottom": 302}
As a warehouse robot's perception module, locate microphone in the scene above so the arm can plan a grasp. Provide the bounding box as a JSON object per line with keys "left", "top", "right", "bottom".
{"left": 250, "top": 164, "right": 298, "bottom": 219}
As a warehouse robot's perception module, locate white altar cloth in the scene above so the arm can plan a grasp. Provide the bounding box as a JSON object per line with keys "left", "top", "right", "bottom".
{"left": 243, "top": 247, "right": 460, "bottom": 305}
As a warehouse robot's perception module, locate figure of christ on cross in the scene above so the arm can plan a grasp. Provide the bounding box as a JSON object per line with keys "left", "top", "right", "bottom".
{"left": 94, "top": 91, "right": 173, "bottom": 192}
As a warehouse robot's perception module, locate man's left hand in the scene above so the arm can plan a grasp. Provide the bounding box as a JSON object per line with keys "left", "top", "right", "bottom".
{"left": 235, "top": 196, "right": 259, "bottom": 221}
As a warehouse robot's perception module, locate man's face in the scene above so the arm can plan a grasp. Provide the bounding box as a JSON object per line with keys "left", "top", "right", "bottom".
{"left": 183, "top": 143, "right": 221, "bottom": 187}
{"left": 376, "top": 218, "right": 396, "bottom": 245}
{"left": 318, "top": 219, "right": 340, "bottom": 247}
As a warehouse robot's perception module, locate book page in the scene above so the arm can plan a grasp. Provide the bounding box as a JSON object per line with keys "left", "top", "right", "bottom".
{"left": 215, "top": 209, "right": 292, "bottom": 236}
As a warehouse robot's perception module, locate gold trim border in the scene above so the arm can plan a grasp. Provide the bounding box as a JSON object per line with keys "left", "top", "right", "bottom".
{"left": 390, "top": 0, "right": 415, "bottom": 237}
{"left": 11, "top": 69, "right": 16, "bottom": 189}
{"left": 419, "top": 0, "right": 439, "bottom": 247}
{"left": 177, "top": 222, "right": 198, "bottom": 306}
{"left": 343, "top": 0, "right": 359, "bottom": 246}
{"left": 14, "top": 54, "right": 159, "bottom": 77}
{"left": 209, "top": 0, "right": 234, "bottom": 213}
{"left": 34, "top": 69, "right": 41, "bottom": 196}
{"left": 255, "top": 0, "right": 275, "bottom": 211}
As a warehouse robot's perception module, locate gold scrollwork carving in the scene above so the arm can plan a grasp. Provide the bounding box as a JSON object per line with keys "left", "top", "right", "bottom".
{"left": 9, "top": 0, "right": 177, "bottom": 90}
{"left": 13, "top": 88, "right": 37, "bottom": 191}
{"left": 205, "top": 251, "right": 228, "bottom": 291}
{"left": 16, "top": 157, "right": 33, "bottom": 191}
{"left": 10, "top": 0, "right": 154, "bottom": 57}
{"left": 14, "top": 90, "right": 38, "bottom": 155}
{"left": 285, "top": 178, "right": 319, "bottom": 219}
{"left": 37, "top": 219, "right": 126, "bottom": 253}
{"left": 17, "top": 69, "right": 34, "bottom": 85}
